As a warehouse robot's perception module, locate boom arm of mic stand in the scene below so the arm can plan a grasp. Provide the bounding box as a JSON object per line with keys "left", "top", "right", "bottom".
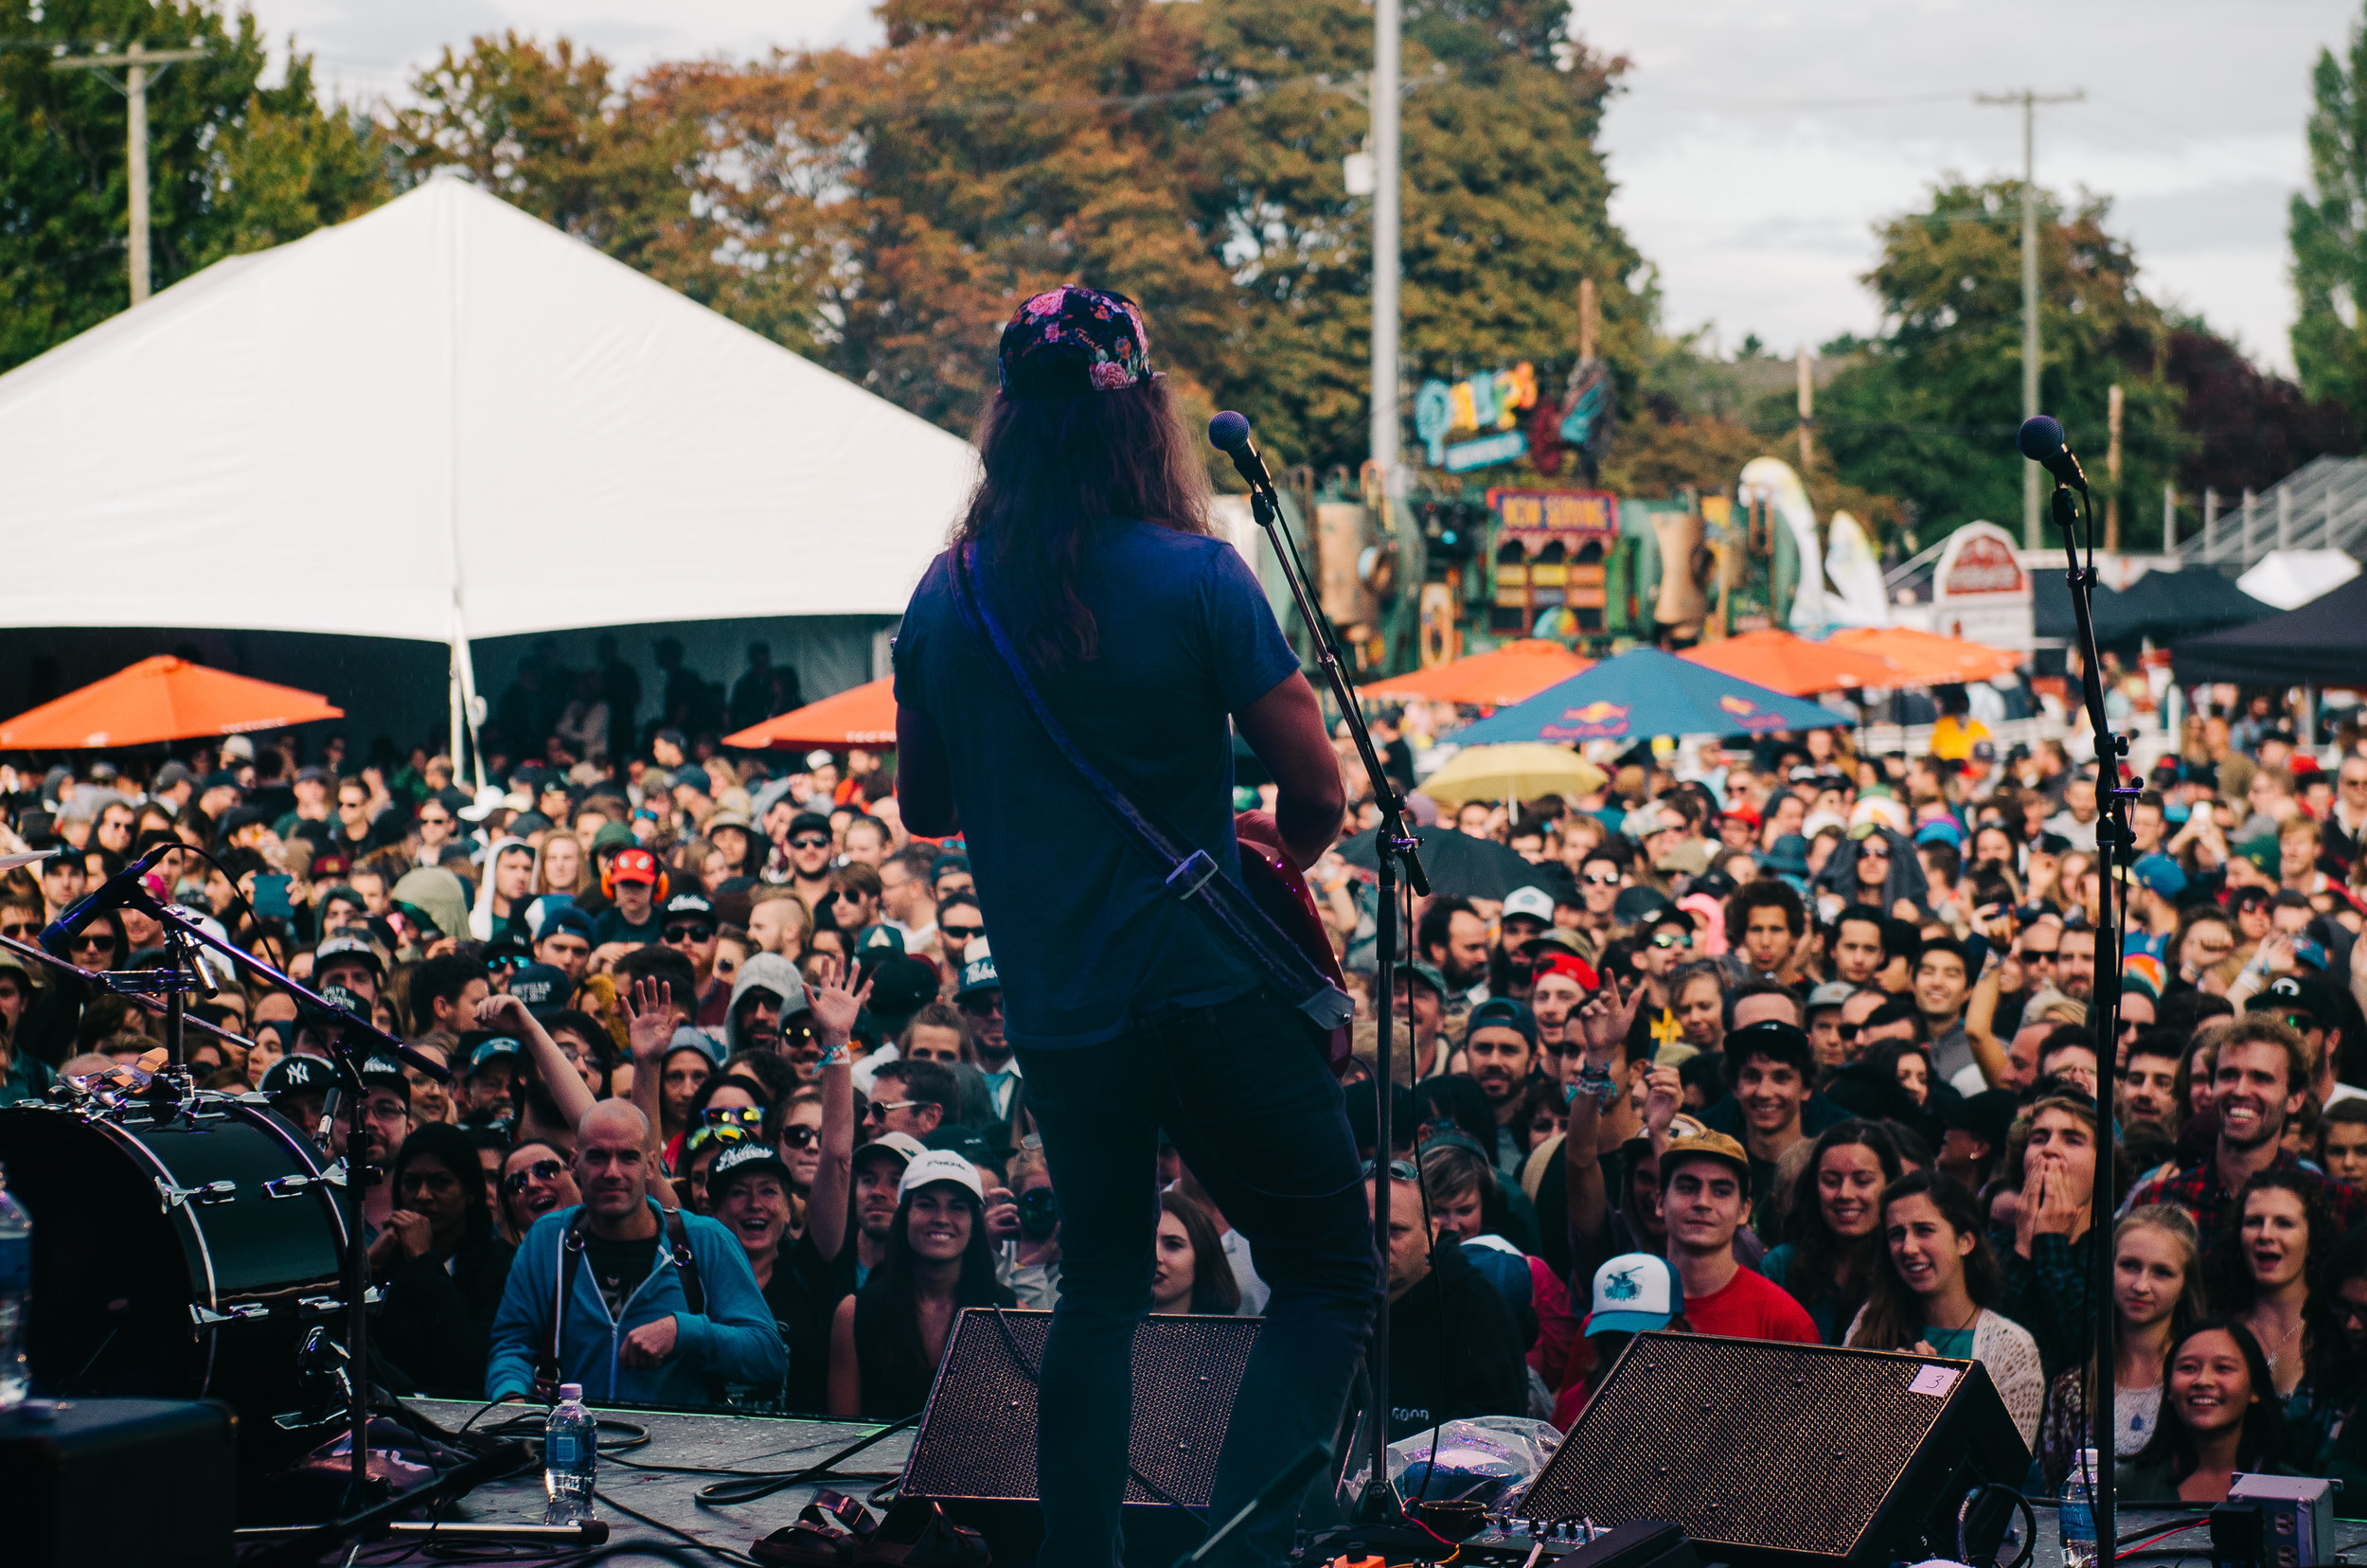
{"left": 142, "top": 900, "right": 454, "bottom": 1082}
{"left": 2051, "top": 482, "right": 2127, "bottom": 1559}
{"left": 0, "top": 928, "right": 258, "bottom": 1056}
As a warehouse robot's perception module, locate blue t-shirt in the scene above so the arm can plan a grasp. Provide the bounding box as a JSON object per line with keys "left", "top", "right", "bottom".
{"left": 893, "top": 522, "right": 1301, "bottom": 1050}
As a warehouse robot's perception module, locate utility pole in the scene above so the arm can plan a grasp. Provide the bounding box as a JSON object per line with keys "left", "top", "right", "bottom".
{"left": 2106, "top": 383, "right": 2123, "bottom": 551}
{"left": 51, "top": 42, "right": 208, "bottom": 306}
{"left": 1977, "top": 87, "right": 2084, "bottom": 547}
{"left": 1371, "top": 0, "right": 1401, "bottom": 497}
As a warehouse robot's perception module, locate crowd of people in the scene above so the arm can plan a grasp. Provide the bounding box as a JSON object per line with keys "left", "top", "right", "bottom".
{"left": 6, "top": 681, "right": 2367, "bottom": 1507}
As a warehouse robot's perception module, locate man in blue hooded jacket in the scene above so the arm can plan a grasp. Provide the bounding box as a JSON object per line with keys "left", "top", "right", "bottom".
{"left": 486, "top": 1099, "right": 784, "bottom": 1403}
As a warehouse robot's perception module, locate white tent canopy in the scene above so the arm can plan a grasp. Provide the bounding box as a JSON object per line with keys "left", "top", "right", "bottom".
{"left": 0, "top": 175, "right": 978, "bottom": 760}
{"left": 2235, "top": 548, "right": 2361, "bottom": 611}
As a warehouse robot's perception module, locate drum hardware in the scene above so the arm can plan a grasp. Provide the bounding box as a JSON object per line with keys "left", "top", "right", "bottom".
{"left": 263, "top": 1175, "right": 328, "bottom": 1200}
{"left": 193, "top": 1302, "right": 275, "bottom": 1326}
{"left": 158, "top": 1178, "right": 240, "bottom": 1208}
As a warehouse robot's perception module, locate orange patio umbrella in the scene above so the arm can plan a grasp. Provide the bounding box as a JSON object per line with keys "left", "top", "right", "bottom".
{"left": 1827, "top": 626, "right": 2022, "bottom": 685}
{"left": 1681, "top": 630, "right": 1907, "bottom": 696}
{"left": 723, "top": 677, "right": 898, "bottom": 749}
{"left": 1362, "top": 639, "right": 1594, "bottom": 708}
{"left": 0, "top": 656, "right": 343, "bottom": 749}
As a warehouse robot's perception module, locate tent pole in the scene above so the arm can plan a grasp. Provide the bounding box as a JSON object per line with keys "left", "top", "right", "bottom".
{"left": 454, "top": 633, "right": 488, "bottom": 793}
{"left": 448, "top": 650, "right": 464, "bottom": 777}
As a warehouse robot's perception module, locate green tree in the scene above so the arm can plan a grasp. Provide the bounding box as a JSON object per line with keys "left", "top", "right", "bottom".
{"left": 1814, "top": 179, "right": 2186, "bottom": 547}
{"left": 2291, "top": 12, "right": 2367, "bottom": 414}
{"left": 393, "top": 1, "right": 1648, "bottom": 470}
{"left": 0, "top": 0, "right": 384, "bottom": 370}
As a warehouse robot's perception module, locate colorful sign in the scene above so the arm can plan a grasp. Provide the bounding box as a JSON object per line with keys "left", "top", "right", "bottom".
{"left": 1415, "top": 363, "right": 1540, "bottom": 465}
{"left": 1488, "top": 489, "right": 1619, "bottom": 543}
{"left": 1444, "top": 430, "right": 1528, "bottom": 472}
{"left": 1938, "top": 526, "right": 2028, "bottom": 597}
{"left": 1713, "top": 693, "right": 1791, "bottom": 733}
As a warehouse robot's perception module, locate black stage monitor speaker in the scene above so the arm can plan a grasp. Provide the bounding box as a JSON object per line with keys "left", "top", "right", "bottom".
{"left": 0, "top": 1397, "right": 237, "bottom": 1568}
{"left": 899, "top": 1308, "right": 1258, "bottom": 1564}
{"left": 1520, "top": 1333, "right": 2030, "bottom": 1568}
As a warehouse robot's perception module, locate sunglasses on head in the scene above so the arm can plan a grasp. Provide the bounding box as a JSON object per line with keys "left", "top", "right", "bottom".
{"left": 504, "top": 1159, "right": 566, "bottom": 1192}
{"left": 703, "top": 1104, "right": 765, "bottom": 1130}
{"left": 664, "top": 923, "right": 717, "bottom": 943}
{"left": 685, "top": 1124, "right": 752, "bottom": 1155}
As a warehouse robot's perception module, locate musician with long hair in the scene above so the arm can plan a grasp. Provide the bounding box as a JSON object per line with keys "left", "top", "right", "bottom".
{"left": 893, "top": 286, "right": 1365, "bottom": 1568}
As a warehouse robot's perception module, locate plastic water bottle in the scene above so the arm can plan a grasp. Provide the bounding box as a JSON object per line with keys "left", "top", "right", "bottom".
{"left": 2059, "top": 1446, "right": 2099, "bottom": 1568}
{"left": 543, "top": 1383, "right": 596, "bottom": 1524}
{"left": 0, "top": 1166, "right": 27, "bottom": 1411}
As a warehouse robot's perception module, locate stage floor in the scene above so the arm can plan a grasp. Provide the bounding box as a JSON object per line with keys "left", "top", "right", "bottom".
{"left": 388, "top": 1403, "right": 2367, "bottom": 1568}
{"left": 408, "top": 1398, "right": 916, "bottom": 1564}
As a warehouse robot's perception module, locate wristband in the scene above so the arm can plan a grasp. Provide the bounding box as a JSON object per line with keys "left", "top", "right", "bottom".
{"left": 1567, "top": 1063, "right": 1619, "bottom": 1110}
{"left": 817, "top": 1042, "right": 848, "bottom": 1068}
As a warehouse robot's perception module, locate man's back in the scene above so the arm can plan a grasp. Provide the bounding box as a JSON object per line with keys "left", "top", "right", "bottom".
{"left": 894, "top": 521, "right": 1299, "bottom": 1049}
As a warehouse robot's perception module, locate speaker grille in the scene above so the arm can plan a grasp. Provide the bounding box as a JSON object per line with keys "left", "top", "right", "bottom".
{"left": 901, "top": 1310, "right": 1260, "bottom": 1507}
{"left": 1521, "top": 1334, "right": 1987, "bottom": 1564}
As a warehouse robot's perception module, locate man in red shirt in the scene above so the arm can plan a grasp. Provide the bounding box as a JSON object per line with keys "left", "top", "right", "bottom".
{"left": 1659, "top": 1131, "right": 1819, "bottom": 1343}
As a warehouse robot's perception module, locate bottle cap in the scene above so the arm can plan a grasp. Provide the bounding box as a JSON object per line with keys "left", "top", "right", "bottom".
{"left": 558, "top": 1382, "right": 583, "bottom": 1401}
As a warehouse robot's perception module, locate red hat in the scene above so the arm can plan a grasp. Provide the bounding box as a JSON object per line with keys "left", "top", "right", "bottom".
{"left": 609, "top": 847, "right": 659, "bottom": 885}
{"left": 1532, "top": 952, "right": 1600, "bottom": 989}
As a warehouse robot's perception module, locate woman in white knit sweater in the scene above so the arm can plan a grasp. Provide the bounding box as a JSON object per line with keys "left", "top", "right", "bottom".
{"left": 1847, "top": 1169, "right": 2045, "bottom": 1446}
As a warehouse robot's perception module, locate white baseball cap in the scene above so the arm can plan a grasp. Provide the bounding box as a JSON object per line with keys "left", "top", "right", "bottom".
{"left": 1502, "top": 886, "right": 1556, "bottom": 924}
{"left": 897, "top": 1148, "right": 986, "bottom": 1203}
{"left": 1586, "top": 1252, "right": 1682, "bottom": 1337}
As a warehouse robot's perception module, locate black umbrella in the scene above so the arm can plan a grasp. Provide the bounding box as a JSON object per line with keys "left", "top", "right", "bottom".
{"left": 2174, "top": 571, "right": 2367, "bottom": 684}
{"left": 1335, "top": 825, "right": 1575, "bottom": 902}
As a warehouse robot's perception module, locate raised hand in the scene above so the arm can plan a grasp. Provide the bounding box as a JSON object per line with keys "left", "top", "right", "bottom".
{"left": 621, "top": 979, "right": 677, "bottom": 1063}
{"left": 806, "top": 954, "right": 872, "bottom": 1052}
{"left": 474, "top": 991, "right": 531, "bottom": 1032}
{"left": 1575, "top": 972, "right": 1646, "bottom": 1070}
{"left": 1640, "top": 1064, "right": 1682, "bottom": 1137}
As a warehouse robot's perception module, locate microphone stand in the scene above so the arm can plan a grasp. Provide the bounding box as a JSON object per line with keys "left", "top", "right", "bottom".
{"left": 1233, "top": 467, "right": 1431, "bottom": 1525}
{"left": 2050, "top": 481, "right": 2130, "bottom": 1558}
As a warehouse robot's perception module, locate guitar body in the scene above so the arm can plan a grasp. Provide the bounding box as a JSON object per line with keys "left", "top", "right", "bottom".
{"left": 1233, "top": 811, "right": 1355, "bottom": 1076}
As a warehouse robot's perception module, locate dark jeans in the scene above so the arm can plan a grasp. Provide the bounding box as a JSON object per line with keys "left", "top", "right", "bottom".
{"left": 1017, "top": 989, "right": 1377, "bottom": 1568}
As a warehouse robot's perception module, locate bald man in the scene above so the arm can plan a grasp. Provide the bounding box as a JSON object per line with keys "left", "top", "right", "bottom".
{"left": 486, "top": 1100, "right": 784, "bottom": 1404}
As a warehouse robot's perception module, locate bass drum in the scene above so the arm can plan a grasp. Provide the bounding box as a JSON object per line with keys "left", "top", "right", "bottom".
{"left": 0, "top": 1093, "right": 347, "bottom": 1415}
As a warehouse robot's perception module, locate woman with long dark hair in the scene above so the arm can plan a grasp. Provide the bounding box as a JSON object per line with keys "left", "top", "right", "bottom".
{"left": 1847, "top": 1169, "right": 2045, "bottom": 1445}
{"left": 827, "top": 1151, "right": 1016, "bottom": 1418}
{"left": 1152, "top": 1190, "right": 1243, "bottom": 1316}
{"left": 374, "top": 1121, "right": 516, "bottom": 1395}
{"left": 1763, "top": 1120, "right": 1903, "bottom": 1344}
{"left": 2117, "top": 1320, "right": 2293, "bottom": 1502}
{"left": 2215, "top": 1167, "right": 2347, "bottom": 1453}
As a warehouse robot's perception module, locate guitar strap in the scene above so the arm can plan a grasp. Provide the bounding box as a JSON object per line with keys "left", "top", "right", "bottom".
{"left": 947, "top": 542, "right": 1353, "bottom": 1036}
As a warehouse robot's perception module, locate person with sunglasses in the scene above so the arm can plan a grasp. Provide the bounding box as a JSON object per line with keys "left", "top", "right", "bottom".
{"left": 952, "top": 950, "right": 1021, "bottom": 1120}
{"left": 496, "top": 1145, "right": 581, "bottom": 1243}
{"left": 773, "top": 811, "right": 838, "bottom": 910}
{"left": 1628, "top": 906, "right": 1694, "bottom": 1057}
{"left": 724, "top": 951, "right": 811, "bottom": 1059}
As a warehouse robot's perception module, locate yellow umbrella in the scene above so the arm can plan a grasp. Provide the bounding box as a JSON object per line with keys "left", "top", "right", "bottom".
{"left": 1418, "top": 742, "right": 1608, "bottom": 805}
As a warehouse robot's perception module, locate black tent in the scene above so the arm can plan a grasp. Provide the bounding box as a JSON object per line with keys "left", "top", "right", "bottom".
{"left": 2173, "top": 570, "right": 2367, "bottom": 684}
{"left": 2091, "top": 568, "right": 2273, "bottom": 647}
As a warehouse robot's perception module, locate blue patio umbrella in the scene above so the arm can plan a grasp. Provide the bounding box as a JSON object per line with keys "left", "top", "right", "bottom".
{"left": 1452, "top": 648, "right": 1847, "bottom": 745}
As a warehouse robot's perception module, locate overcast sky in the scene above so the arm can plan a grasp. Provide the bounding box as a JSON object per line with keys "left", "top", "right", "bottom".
{"left": 259, "top": 0, "right": 2358, "bottom": 375}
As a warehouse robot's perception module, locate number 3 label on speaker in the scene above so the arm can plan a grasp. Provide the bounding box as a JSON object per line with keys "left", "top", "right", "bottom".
{"left": 1909, "top": 1364, "right": 1962, "bottom": 1397}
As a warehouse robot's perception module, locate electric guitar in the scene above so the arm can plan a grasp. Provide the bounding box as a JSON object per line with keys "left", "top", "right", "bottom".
{"left": 1233, "top": 811, "right": 1354, "bottom": 1076}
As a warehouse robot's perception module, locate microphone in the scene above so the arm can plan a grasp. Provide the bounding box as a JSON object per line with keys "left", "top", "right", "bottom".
{"left": 2016, "top": 414, "right": 2088, "bottom": 492}
{"left": 40, "top": 841, "right": 170, "bottom": 956}
{"left": 1208, "top": 411, "right": 1276, "bottom": 494}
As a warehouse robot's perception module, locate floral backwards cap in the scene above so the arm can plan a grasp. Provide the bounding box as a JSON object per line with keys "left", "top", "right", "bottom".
{"left": 998, "top": 285, "right": 1155, "bottom": 399}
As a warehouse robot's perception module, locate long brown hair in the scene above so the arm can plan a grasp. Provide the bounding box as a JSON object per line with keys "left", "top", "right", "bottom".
{"left": 1849, "top": 1170, "right": 2002, "bottom": 1350}
{"left": 955, "top": 380, "right": 1212, "bottom": 671}
{"left": 1780, "top": 1119, "right": 1904, "bottom": 1329}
